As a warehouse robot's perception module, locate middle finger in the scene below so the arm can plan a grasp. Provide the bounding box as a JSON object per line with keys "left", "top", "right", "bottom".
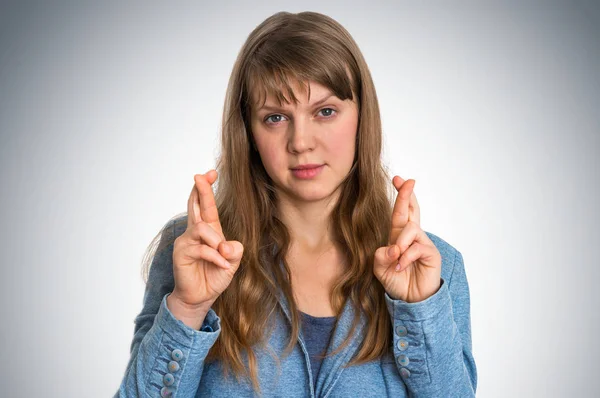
{"left": 393, "top": 176, "right": 420, "bottom": 226}
{"left": 390, "top": 177, "right": 414, "bottom": 245}
{"left": 194, "top": 171, "right": 224, "bottom": 237}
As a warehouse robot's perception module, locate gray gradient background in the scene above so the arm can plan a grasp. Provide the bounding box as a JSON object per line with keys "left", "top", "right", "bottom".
{"left": 1, "top": 1, "right": 598, "bottom": 397}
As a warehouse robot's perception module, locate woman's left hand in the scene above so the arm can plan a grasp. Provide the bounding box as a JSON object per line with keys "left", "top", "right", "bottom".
{"left": 373, "top": 176, "right": 442, "bottom": 303}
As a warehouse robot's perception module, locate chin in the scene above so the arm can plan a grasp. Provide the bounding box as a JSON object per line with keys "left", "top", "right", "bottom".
{"left": 272, "top": 173, "right": 343, "bottom": 202}
{"left": 292, "top": 185, "right": 341, "bottom": 202}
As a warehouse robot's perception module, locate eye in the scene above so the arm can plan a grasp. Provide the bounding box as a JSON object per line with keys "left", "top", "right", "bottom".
{"left": 318, "top": 108, "right": 337, "bottom": 118}
{"left": 264, "top": 114, "right": 287, "bottom": 125}
{"left": 263, "top": 108, "right": 338, "bottom": 126}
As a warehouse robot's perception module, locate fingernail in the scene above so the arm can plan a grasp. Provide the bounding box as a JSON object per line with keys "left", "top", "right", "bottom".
{"left": 387, "top": 246, "right": 397, "bottom": 257}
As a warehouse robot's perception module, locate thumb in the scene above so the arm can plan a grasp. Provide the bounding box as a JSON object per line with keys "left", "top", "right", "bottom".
{"left": 219, "top": 240, "right": 244, "bottom": 267}
{"left": 374, "top": 244, "right": 399, "bottom": 274}
{"left": 393, "top": 176, "right": 405, "bottom": 191}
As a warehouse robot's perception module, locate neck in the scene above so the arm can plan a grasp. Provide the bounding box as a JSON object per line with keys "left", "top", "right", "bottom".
{"left": 276, "top": 189, "right": 340, "bottom": 253}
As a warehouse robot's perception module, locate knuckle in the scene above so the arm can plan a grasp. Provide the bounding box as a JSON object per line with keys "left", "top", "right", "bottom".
{"left": 392, "top": 209, "right": 405, "bottom": 217}
{"left": 195, "top": 221, "right": 211, "bottom": 237}
{"left": 398, "top": 243, "right": 408, "bottom": 254}
{"left": 173, "top": 238, "right": 182, "bottom": 254}
{"left": 194, "top": 221, "right": 203, "bottom": 235}
{"left": 174, "top": 235, "right": 187, "bottom": 250}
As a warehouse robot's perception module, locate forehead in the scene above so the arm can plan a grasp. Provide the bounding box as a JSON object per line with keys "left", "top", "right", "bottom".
{"left": 250, "top": 78, "right": 333, "bottom": 110}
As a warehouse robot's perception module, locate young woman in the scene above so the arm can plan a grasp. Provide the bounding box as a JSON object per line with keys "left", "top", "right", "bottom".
{"left": 115, "top": 11, "right": 477, "bottom": 398}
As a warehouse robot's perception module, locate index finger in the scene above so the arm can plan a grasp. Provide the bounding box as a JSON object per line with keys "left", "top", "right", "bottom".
{"left": 187, "top": 182, "right": 201, "bottom": 229}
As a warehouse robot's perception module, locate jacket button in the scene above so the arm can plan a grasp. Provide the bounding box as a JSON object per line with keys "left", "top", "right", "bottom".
{"left": 171, "top": 349, "right": 183, "bottom": 361}
{"left": 168, "top": 360, "right": 180, "bottom": 372}
{"left": 400, "top": 367, "right": 411, "bottom": 379}
{"left": 397, "top": 354, "right": 409, "bottom": 366}
{"left": 395, "top": 325, "right": 408, "bottom": 336}
{"left": 160, "top": 386, "right": 174, "bottom": 396}
{"left": 397, "top": 339, "right": 409, "bottom": 351}
{"left": 163, "top": 373, "right": 175, "bottom": 386}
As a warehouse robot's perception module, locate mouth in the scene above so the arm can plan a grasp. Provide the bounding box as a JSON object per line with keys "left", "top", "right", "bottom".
{"left": 291, "top": 164, "right": 325, "bottom": 170}
{"left": 290, "top": 164, "right": 325, "bottom": 179}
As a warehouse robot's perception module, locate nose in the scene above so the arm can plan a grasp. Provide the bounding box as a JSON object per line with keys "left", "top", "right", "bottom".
{"left": 287, "top": 117, "right": 315, "bottom": 154}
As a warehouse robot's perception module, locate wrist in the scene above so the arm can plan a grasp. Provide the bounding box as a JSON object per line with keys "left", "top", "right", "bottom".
{"left": 169, "top": 292, "right": 214, "bottom": 313}
{"left": 167, "top": 293, "right": 213, "bottom": 330}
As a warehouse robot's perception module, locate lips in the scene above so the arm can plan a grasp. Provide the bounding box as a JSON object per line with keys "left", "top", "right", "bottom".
{"left": 291, "top": 164, "right": 325, "bottom": 179}
{"left": 291, "top": 164, "right": 324, "bottom": 170}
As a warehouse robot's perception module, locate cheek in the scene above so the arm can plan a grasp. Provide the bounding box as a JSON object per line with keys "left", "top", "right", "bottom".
{"left": 333, "top": 130, "right": 356, "bottom": 150}
{"left": 250, "top": 122, "right": 282, "bottom": 169}
{"left": 258, "top": 139, "right": 286, "bottom": 171}
{"left": 328, "top": 120, "right": 357, "bottom": 159}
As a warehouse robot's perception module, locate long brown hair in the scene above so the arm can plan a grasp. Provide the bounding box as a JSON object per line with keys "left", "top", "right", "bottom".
{"left": 142, "top": 11, "right": 396, "bottom": 395}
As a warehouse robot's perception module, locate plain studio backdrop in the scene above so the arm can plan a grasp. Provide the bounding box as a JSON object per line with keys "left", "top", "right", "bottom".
{"left": 1, "top": 1, "right": 598, "bottom": 397}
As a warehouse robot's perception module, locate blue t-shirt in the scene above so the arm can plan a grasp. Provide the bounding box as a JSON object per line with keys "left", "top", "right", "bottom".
{"left": 299, "top": 311, "right": 337, "bottom": 384}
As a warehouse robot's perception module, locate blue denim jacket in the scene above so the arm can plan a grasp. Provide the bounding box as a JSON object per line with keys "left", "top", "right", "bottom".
{"left": 115, "top": 217, "right": 477, "bottom": 397}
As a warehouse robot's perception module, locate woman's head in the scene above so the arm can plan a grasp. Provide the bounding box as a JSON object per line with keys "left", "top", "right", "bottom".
{"left": 219, "top": 11, "right": 385, "bottom": 211}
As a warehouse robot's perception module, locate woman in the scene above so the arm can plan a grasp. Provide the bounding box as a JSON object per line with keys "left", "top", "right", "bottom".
{"left": 115, "top": 11, "right": 477, "bottom": 397}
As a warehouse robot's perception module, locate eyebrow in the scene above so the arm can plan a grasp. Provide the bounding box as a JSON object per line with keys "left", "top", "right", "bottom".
{"left": 258, "top": 93, "right": 337, "bottom": 112}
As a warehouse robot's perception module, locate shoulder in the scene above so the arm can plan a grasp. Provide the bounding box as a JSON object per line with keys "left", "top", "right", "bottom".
{"left": 423, "top": 230, "right": 463, "bottom": 285}
{"left": 158, "top": 214, "right": 189, "bottom": 241}
{"left": 150, "top": 215, "right": 189, "bottom": 254}
{"left": 171, "top": 214, "right": 188, "bottom": 239}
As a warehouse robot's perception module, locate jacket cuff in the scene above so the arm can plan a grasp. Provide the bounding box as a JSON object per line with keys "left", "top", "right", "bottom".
{"left": 157, "top": 292, "right": 221, "bottom": 338}
{"left": 384, "top": 277, "right": 448, "bottom": 321}
{"left": 383, "top": 278, "right": 452, "bottom": 388}
{"left": 144, "top": 292, "right": 221, "bottom": 397}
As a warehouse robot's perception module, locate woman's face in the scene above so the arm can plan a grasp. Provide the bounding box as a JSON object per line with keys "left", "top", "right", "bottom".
{"left": 250, "top": 80, "right": 359, "bottom": 204}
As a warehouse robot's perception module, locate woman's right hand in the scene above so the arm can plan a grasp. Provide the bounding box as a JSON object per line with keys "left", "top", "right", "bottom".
{"left": 171, "top": 169, "right": 244, "bottom": 309}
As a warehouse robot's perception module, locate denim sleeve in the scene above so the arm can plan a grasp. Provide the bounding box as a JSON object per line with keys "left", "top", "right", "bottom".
{"left": 384, "top": 250, "right": 478, "bottom": 397}
{"left": 114, "top": 219, "right": 222, "bottom": 397}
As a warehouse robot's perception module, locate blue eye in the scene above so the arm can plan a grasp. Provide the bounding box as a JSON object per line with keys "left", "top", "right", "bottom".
{"left": 265, "top": 114, "right": 286, "bottom": 124}
{"left": 319, "top": 108, "right": 337, "bottom": 117}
